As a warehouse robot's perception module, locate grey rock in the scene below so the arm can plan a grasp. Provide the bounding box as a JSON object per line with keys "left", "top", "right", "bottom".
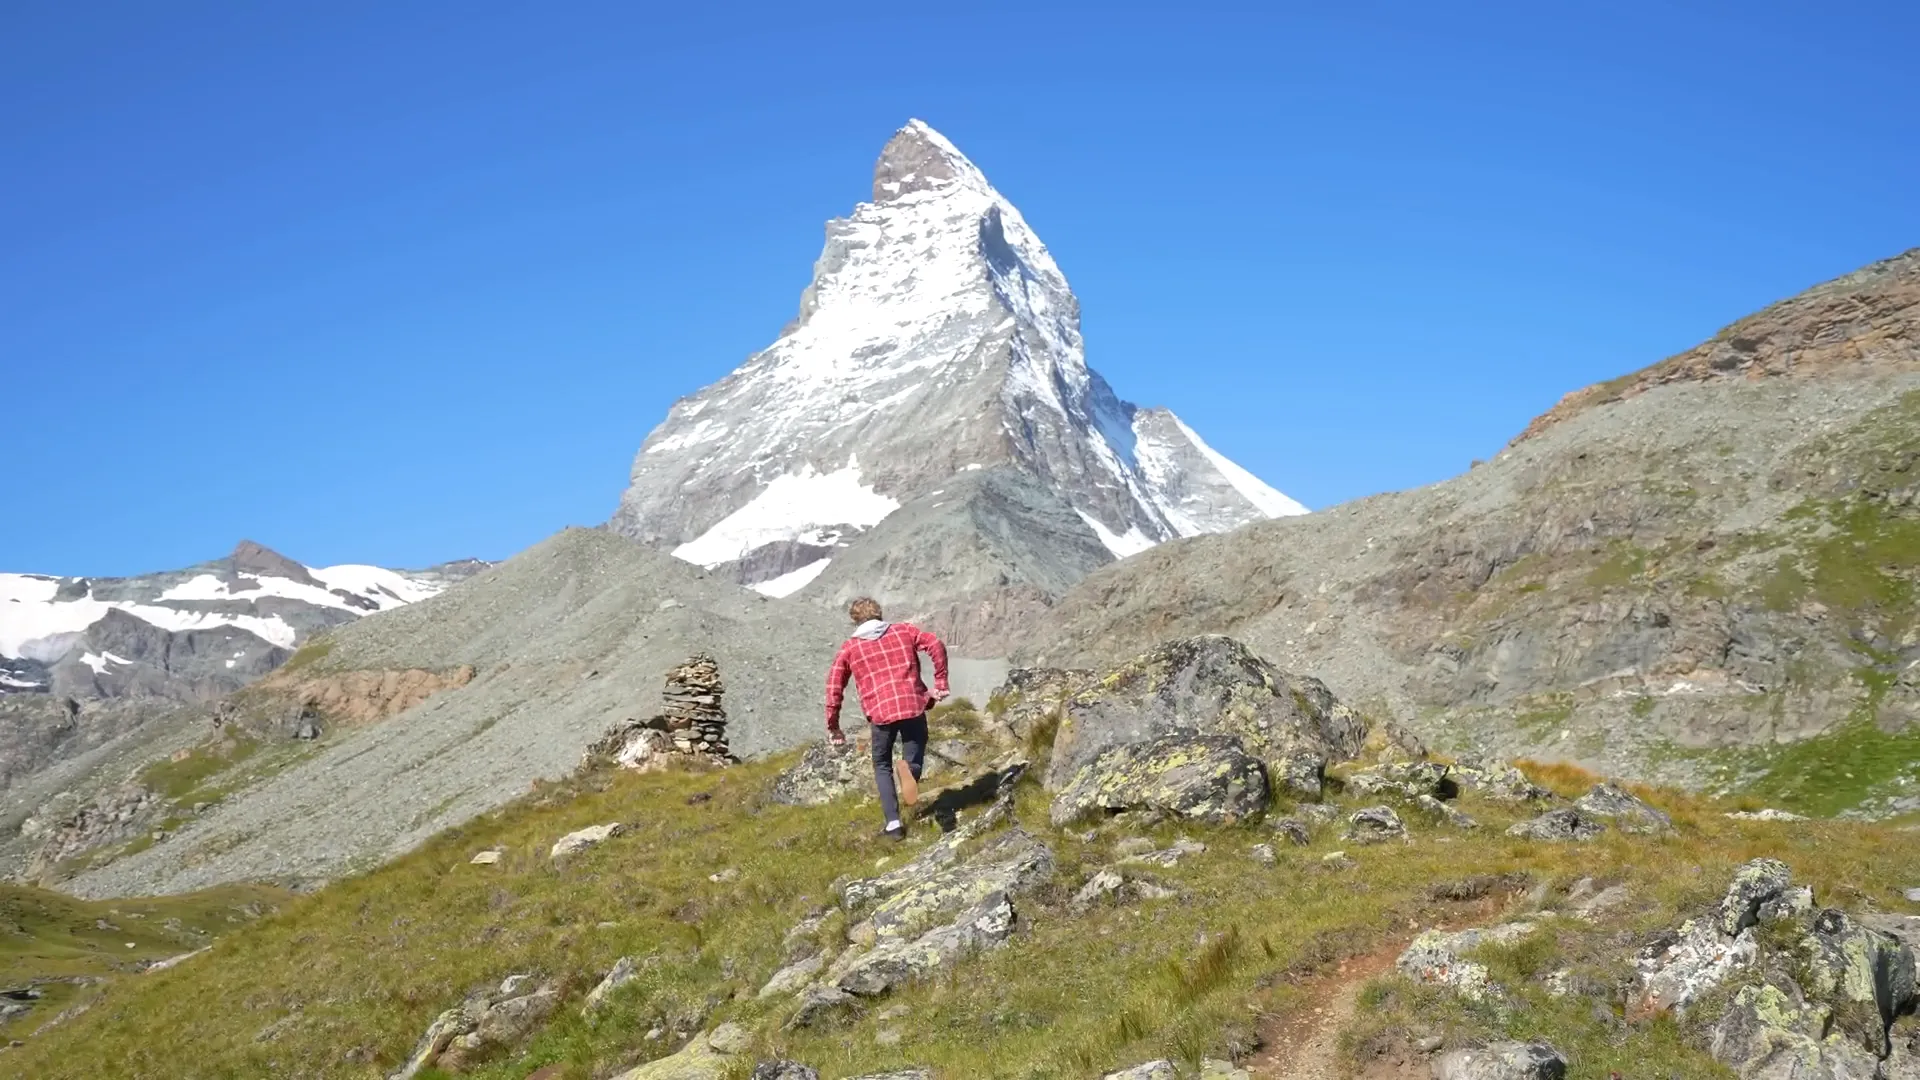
{"left": 550, "top": 822, "right": 624, "bottom": 861}
{"left": 858, "top": 828, "right": 1053, "bottom": 945}
{"left": 770, "top": 741, "right": 868, "bottom": 807}
{"left": 1272, "top": 817, "right": 1312, "bottom": 846}
{"left": 386, "top": 1006, "right": 480, "bottom": 1080}
{"left": 1050, "top": 732, "right": 1269, "bottom": 827}
{"left": 1572, "top": 783, "right": 1674, "bottom": 834}
{"left": 1104, "top": 1062, "right": 1178, "bottom": 1080}
{"left": 1043, "top": 636, "right": 1364, "bottom": 793}
{"left": 1718, "top": 858, "right": 1795, "bottom": 936}
{"left": 1397, "top": 923, "right": 1538, "bottom": 1000}
{"left": 757, "top": 952, "right": 826, "bottom": 1000}
{"left": 584, "top": 955, "right": 641, "bottom": 1012}
{"left": 1346, "top": 805, "right": 1408, "bottom": 844}
{"left": 1506, "top": 808, "right": 1607, "bottom": 842}
{"left": 785, "top": 985, "right": 859, "bottom": 1030}
{"left": 1414, "top": 793, "right": 1479, "bottom": 830}
{"left": 1120, "top": 838, "right": 1207, "bottom": 868}
{"left": 1271, "top": 753, "right": 1327, "bottom": 800}
{"left": 1638, "top": 920, "right": 1759, "bottom": 1011}
{"left": 751, "top": 1064, "right": 821, "bottom": 1080}
{"left": 1346, "top": 761, "right": 1452, "bottom": 800}
{"left": 1431, "top": 1041, "right": 1567, "bottom": 1080}
{"left": 841, "top": 785, "right": 1017, "bottom": 910}
{"left": 1904, "top": 887, "right": 1920, "bottom": 903}
{"left": 1249, "top": 843, "right": 1277, "bottom": 865}
{"left": 1799, "top": 908, "right": 1918, "bottom": 1054}
{"left": 834, "top": 891, "right": 1018, "bottom": 997}
{"left": 1072, "top": 869, "right": 1126, "bottom": 910}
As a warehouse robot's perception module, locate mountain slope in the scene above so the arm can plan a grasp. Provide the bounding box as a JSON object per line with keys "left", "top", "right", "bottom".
{"left": 1018, "top": 247, "right": 1920, "bottom": 818}
{"left": 608, "top": 120, "right": 1302, "bottom": 638}
{"left": 47, "top": 527, "right": 851, "bottom": 898}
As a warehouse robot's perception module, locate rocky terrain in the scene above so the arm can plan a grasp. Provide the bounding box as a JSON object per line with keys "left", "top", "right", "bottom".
{"left": 5, "top": 633, "right": 1914, "bottom": 1079}
{"left": 608, "top": 120, "right": 1304, "bottom": 649}
{"left": 1019, "top": 247, "right": 1920, "bottom": 818}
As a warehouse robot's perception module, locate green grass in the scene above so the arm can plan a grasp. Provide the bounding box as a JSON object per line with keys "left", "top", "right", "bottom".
{"left": 276, "top": 639, "right": 335, "bottom": 674}
{"left": 0, "top": 882, "right": 285, "bottom": 1040}
{"left": 8, "top": 752, "right": 1918, "bottom": 1080}
{"left": 136, "top": 737, "right": 260, "bottom": 802}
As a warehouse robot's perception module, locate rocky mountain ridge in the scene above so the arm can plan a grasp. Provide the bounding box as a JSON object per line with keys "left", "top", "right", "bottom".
{"left": 608, "top": 120, "right": 1303, "bottom": 647}
{"left": 1018, "top": 246, "right": 1920, "bottom": 818}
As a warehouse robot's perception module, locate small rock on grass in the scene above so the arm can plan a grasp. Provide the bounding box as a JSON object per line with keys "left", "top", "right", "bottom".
{"left": 1432, "top": 1041, "right": 1567, "bottom": 1080}
{"left": 469, "top": 850, "right": 501, "bottom": 865}
{"left": 1345, "top": 805, "right": 1407, "bottom": 843}
{"left": 550, "top": 823, "right": 624, "bottom": 860}
{"left": 1322, "top": 850, "right": 1356, "bottom": 869}
{"left": 1505, "top": 808, "right": 1605, "bottom": 842}
{"left": 1571, "top": 783, "right": 1673, "bottom": 834}
{"left": 1104, "top": 1062, "right": 1177, "bottom": 1080}
{"left": 1271, "top": 817, "right": 1311, "bottom": 846}
{"left": 752, "top": 1064, "right": 820, "bottom": 1080}
{"left": 1904, "top": 887, "right": 1920, "bottom": 903}
{"left": 1249, "top": 843, "right": 1277, "bottom": 865}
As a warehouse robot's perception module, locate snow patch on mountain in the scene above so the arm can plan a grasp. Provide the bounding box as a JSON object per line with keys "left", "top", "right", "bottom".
{"left": 1076, "top": 510, "right": 1157, "bottom": 559}
{"left": 1171, "top": 417, "right": 1308, "bottom": 518}
{"left": 671, "top": 460, "right": 900, "bottom": 569}
{"left": 751, "top": 558, "right": 834, "bottom": 598}
{"left": 79, "top": 651, "right": 133, "bottom": 676}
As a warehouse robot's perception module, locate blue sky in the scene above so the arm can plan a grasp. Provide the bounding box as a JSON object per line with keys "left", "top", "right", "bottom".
{"left": 4, "top": 2, "right": 1916, "bottom": 576}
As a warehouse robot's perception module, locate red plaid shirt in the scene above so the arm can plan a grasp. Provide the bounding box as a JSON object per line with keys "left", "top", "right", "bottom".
{"left": 825, "top": 622, "right": 949, "bottom": 731}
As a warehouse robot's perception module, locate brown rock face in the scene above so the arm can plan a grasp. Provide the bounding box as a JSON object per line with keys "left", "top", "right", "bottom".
{"left": 1514, "top": 247, "right": 1920, "bottom": 445}
{"left": 253, "top": 666, "right": 475, "bottom": 729}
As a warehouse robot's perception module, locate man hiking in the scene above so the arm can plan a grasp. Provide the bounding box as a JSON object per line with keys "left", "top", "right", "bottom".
{"left": 824, "top": 597, "right": 949, "bottom": 841}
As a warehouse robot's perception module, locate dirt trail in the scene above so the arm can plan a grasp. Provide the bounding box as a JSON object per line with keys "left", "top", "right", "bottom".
{"left": 1245, "top": 943, "right": 1397, "bottom": 1080}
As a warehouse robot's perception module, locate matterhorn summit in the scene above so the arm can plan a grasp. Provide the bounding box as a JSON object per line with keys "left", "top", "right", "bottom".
{"left": 610, "top": 120, "right": 1303, "bottom": 642}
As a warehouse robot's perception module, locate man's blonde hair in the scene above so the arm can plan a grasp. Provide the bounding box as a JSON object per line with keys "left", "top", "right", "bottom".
{"left": 848, "top": 597, "right": 883, "bottom": 624}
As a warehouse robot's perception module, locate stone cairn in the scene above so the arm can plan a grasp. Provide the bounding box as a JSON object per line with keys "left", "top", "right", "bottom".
{"left": 659, "top": 654, "right": 730, "bottom": 757}
{"left": 582, "top": 654, "right": 735, "bottom": 771}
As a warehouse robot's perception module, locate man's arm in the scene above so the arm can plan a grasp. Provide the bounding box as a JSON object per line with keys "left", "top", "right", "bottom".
{"left": 916, "top": 626, "right": 950, "bottom": 699}
{"left": 825, "top": 646, "right": 852, "bottom": 742}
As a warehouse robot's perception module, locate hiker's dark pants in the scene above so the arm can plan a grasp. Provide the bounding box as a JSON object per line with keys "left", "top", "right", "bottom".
{"left": 871, "top": 714, "right": 928, "bottom": 826}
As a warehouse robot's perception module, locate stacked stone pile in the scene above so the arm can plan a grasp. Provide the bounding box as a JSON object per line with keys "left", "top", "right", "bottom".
{"left": 659, "top": 655, "right": 730, "bottom": 757}
{"left": 581, "top": 655, "right": 735, "bottom": 771}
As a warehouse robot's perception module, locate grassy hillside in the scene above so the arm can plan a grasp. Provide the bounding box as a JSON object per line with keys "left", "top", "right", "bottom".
{"left": 5, "top": 727, "right": 1916, "bottom": 1080}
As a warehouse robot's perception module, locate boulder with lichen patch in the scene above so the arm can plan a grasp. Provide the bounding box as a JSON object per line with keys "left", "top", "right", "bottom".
{"left": 1506, "top": 808, "right": 1606, "bottom": 842}
{"left": 1346, "top": 805, "right": 1408, "bottom": 844}
{"left": 1572, "top": 783, "right": 1674, "bottom": 834}
{"left": 1397, "top": 923, "right": 1538, "bottom": 1001}
{"left": 770, "top": 741, "right": 868, "bottom": 806}
{"left": 1797, "top": 908, "right": 1919, "bottom": 1056}
{"left": 612, "top": 1022, "right": 752, "bottom": 1080}
{"left": 1447, "top": 759, "right": 1554, "bottom": 802}
{"left": 1050, "top": 732, "right": 1269, "bottom": 826}
{"left": 1709, "top": 983, "right": 1884, "bottom": 1080}
{"left": 1042, "top": 636, "right": 1365, "bottom": 793}
{"left": 1345, "top": 760, "right": 1452, "bottom": 800}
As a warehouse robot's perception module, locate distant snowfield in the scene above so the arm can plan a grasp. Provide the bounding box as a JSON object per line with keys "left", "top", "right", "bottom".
{"left": 1075, "top": 510, "right": 1157, "bottom": 559}
{"left": 672, "top": 459, "right": 900, "bottom": 569}
{"left": 0, "top": 563, "right": 448, "bottom": 664}
{"left": 751, "top": 557, "right": 833, "bottom": 598}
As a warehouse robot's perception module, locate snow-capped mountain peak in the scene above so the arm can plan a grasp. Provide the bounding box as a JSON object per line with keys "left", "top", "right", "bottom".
{"left": 609, "top": 120, "right": 1305, "bottom": 601}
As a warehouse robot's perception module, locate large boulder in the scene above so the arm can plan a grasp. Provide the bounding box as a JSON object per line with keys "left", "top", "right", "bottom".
{"left": 612, "top": 1022, "right": 752, "bottom": 1080}
{"left": 1709, "top": 983, "right": 1884, "bottom": 1080}
{"left": 992, "top": 666, "right": 1094, "bottom": 741}
{"left": 856, "top": 828, "right": 1054, "bottom": 945}
{"left": 1506, "top": 808, "right": 1607, "bottom": 842}
{"left": 1041, "top": 636, "right": 1365, "bottom": 792}
{"left": 1797, "top": 909, "right": 1919, "bottom": 1055}
{"left": 1050, "top": 732, "right": 1269, "bottom": 826}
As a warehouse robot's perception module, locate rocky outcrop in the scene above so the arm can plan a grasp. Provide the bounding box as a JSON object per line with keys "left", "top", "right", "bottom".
{"left": 1049, "top": 732, "right": 1269, "bottom": 826}
{"left": 1345, "top": 805, "right": 1409, "bottom": 844}
{"left": 550, "top": 823, "right": 624, "bottom": 861}
{"left": 769, "top": 742, "right": 867, "bottom": 806}
{"left": 1043, "top": 636, "right": 1365, "bottom": 793}
{"left": 387, "top": 975, "right": 560, "bottom": 1079}
{"left": 612, "top": 1022, "right": 752, "bottom": 1080}
{"left": 1397, "top": 923, "right": 1539, "bottom": 1001}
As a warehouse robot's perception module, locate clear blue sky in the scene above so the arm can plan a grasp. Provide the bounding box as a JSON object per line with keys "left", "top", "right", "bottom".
{"left": 5, "top": 2, "right": 1916, "bottom": 576}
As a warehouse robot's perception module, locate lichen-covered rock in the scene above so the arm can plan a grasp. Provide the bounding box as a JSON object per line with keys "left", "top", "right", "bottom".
{"left": 1042, "top": 636, "right": 1365, "bottom": 793}
{"left": 842, "top": 789, "right": 1015, "bottom": 909}
{"left": 1272, "top": 817, "right": 1311, "bottom": 846}
{"left": 1103, "top": 1062, "right": 1177, "bottom": 1080}
{"left": 1572, "top": 783, "right": 1674, "bottom": 834}
{"left": 1272, "top": 753, "right": 1327, "bottom": 800}
{"left": 1345, "top": 761, "right": 1452, "bottom": 800}
{"left": 1710, "top": 983, "right": 1884, "bottom": 1080}
{"left": 612, "top": 1022, "right": 751, "bottom": 1080}
{"left": 550, "top": 822, "right": 625, "bottom": 860}
{"left": 1719, "top": 859, "right": 1795, "bottom": 936}
{"left": 785, "top": 985, "right": 858, "bottom": 1030}
{"left": 439, "top": 986, "right": 559, "bottom": 1069}
{"left": 1798, "top": 908, "right": 1919, "bottom": 1055}
{"left": 833, "top": 891, "right": 1017, "bottom": 997}
{"left": 992, "top": 666, "right": 1094, "bottom": 740}
{"left": 1431, "top": 1041, "right": 1567, "bottom": 1080}
{"left": 770, "top": 741, "right": 868, "bottom": 806}
{"left": 1397, "top": 923, "right": 1537, "bottom": 1000}
{"left": 387, "top": 1006, "right": 480, "bottom": 1080}
{"left": 758, "top": 952, "right": 826, "bottom": 999}
{"left": 1073, "top": 868, "right": 1126, "bottom": 909}
{"left": 856, "top": 828, "right": 1053, "bottom": 945}
{"left": 1120, "top": 837, "right": 1206, "bottom": 867}
{"left": 751, "top": 1064, "right": 821, "bottom": 1080}
{"left": 1415, "top": 793, "right": 1480, "bottom": 830}
{"left": 1050, "top": 732, "right": 1269, "bottom": 826}
{"left": 1506, "top": 808, "right": 1606, "bottom": 842}
{"left": 1638, "top": 920, "right": 1759, "bottom": 1011}
{"left": 1346, "top": 805, "right": 1408, "bottom": 844}
{"left": 1448, "top": 759, "right": 1554, "bottom": 803}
